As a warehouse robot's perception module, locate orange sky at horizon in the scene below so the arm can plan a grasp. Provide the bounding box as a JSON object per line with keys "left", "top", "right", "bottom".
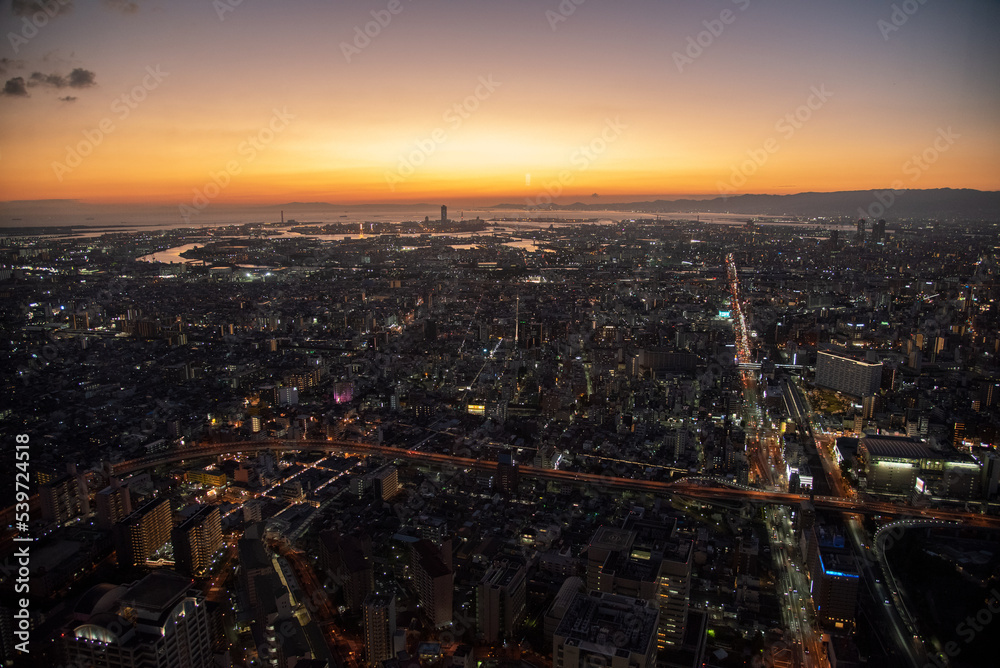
{"left": 1, "top": 1, "right": 998, "bottom": 207}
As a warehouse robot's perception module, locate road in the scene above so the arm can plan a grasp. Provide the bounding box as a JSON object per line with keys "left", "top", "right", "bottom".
{"left": 729, "top": 254, "right": 827, "bottom": 668}
{"left": 105, "top": 439, "right": 1000, "bottom": 529}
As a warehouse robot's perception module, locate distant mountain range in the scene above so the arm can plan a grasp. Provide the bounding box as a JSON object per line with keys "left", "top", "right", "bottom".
{"left": 3, "top": 189, "right": 998, "bottom": 227}
{"left": 494, "top": 188, "right": 1000, "bottom": 219}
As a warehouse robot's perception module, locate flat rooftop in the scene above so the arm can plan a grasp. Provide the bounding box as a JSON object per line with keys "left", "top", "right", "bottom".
{"left": 555, "top": 591, "right": 658, "bottom": 657}
{"left": 861, "top": 435, "right": 947, "bottom": 460}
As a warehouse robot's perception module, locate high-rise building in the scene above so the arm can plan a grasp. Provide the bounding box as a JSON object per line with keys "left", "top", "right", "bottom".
{"left": 362, "top": 592, "right": 396, "bottom": 666}
{"left": 804, "top": 524, "right": 860, "bottom": 633}
{"left": 873, "top": 218, "right": 886, "bottom": 242}
{"left": 813, "top": 549, "right": 860, "bottom": 632}
{"left": 56, "top": 570, "right": 212, "bottom": 668}
{"left": 411, "top": 539, "right": 453, "bottom": 627}
{"left": 320, "top": 530, "right": 374, "bottom": 611}
{"left": 95, "top": 479, "right": 132, "bottom": 529}
{"left": 496, "top": 452, "right": 518, "bottom": 494}
{"left": 441, "top": 205, "right": 447, "bottom": 223}
{"left": 238, "top": 524, "right": 273, "bottom": 611}
{"left": 552, "top": 591, "right": 659, "bottom": 668}
{"left": 114, "top": 497, "right": 172, "bottom": 568}
{"left": 373, "top": 465, "right": 400, "bottom": 501}
{"left": 585, "top": 520, "right": 692, "bottom": 650}
{"left": 477, "top": 558, "right": 526, "bottom": 643}
{"left": 815, "top": 347, "right": 882, "bottom": 398}
{"left": 39, "top": 473, "right": 86, "bottom": 525}
{"left": 172, "top": 505, "right": 222, "bottom": 577}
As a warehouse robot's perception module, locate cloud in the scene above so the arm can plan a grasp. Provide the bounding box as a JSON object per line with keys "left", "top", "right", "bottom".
{"left": 0, "top": 58, "right": 25, "bottom": 75}
{"left": 58, "top": 95, "right": 76, "bottom": 102}
{"left": 2, "top": 77, "right": 29, "bottom": 96}
{"left": 30, "top": 71, "right": 64, "bottom": 87}
{"left": 11, "top": 0, "right": 74, "bottom": 17}
{"left": 68, "top": 67, "right": 96, "bottom": 87}
{"left": 27, "top": 67, "right": 96, "bottom": 89}
{"left": 103, "top": 0, "right": 138, "bottom": 13}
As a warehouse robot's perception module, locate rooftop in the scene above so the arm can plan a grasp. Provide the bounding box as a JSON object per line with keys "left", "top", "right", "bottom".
{"left": 860, "top": 435, "right": 948, "bottom": 460}
{"left": 555, "top": 590, "right": 658, "bottom": 657}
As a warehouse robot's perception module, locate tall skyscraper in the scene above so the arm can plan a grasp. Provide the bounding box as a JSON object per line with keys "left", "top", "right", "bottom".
{"left": 363, "top": 592, "right": 396, "bottom": 666}
{"left": 441, "top": 205, "right": 447, "bottom": 222}
{"left": 172, "top": 505, "right": 223, "bottom": 577}
{"left": 56, "top": 570, "right": 212, "bottom": 668}
{"left": 114, "top": 497, "right": 172, "bottom": 568}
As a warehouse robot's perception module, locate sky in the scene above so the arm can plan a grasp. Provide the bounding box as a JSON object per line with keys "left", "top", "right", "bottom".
{"left": 1, "top": 0, "right": 999, "bottom": 212}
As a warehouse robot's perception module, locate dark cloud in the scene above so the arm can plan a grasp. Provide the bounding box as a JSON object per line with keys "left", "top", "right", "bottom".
{"left": 11, "top": 0, "right": 74, "bottom": 18}
{"left": 2, "top": 77, "right": 29, "bottom": 97}
{"left": 68, "top": 67, "right": 96, "bottom": 87}
{"left": 30, "top": 71, "right": 64, "bottom": 87}
{"left": 103, "top": 0, "right": 138, "bottom": 13}
{"left": 58, "top": 95, "right": 76, "bottom": 102}
{"left": 27, "top": 68, "right": 96, "bottom": 89}
{"left": 0, "top": 58, "right": 25, "bottom": 75}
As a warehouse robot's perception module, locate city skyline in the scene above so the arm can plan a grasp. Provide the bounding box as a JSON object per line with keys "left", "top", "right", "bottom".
{"left": 1, "top": 0, "right": 999, "bottom": 211}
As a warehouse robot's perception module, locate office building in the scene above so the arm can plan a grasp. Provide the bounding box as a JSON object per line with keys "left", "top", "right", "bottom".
{"left": 172, "top": 505, "right": 222, "bottom": 577}
{"left": 804, "top": 524, "right": 860, "bottom": 633}
{"left": 814, "top": 550, "right": 860, "bottom": 632}
{"left": 114, "top": 497, "right": 172, "bottom": 568}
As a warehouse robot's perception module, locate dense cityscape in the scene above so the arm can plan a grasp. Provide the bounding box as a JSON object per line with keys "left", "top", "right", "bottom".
{"left": 1, "top": 211, "right": 998, "bottom": 668}
{"left": 3, "top": 1, "right": 1000, "bottom": 667}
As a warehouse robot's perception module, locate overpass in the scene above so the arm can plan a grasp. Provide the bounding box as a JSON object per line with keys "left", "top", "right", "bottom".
{"left": 106, "top": 439, "right": 1000, "bottom": 529}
